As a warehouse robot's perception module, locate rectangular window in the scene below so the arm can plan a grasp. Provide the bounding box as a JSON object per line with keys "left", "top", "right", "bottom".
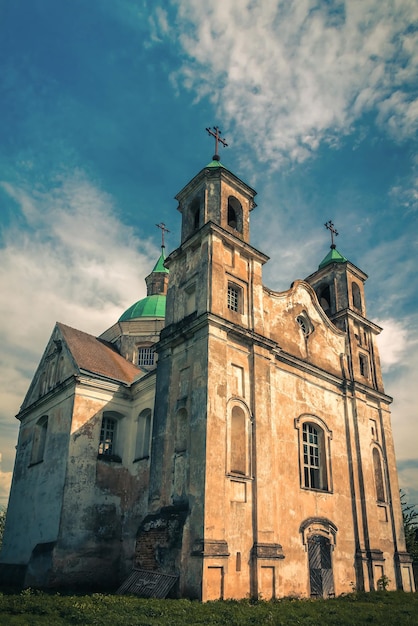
{"left": 30, "top": 416, "right": 48, "bottom": 465}
{"left": 99, "top": 416, "right": 117, "bottom": 456}
{"left": 227, "top": 284, "right": 239, "bottom": 312}
{"left": 138, "top": 347, "right": 155, "bottom": 367}
{"left": 359, "top": 353, "right": 369, "bottom": 378}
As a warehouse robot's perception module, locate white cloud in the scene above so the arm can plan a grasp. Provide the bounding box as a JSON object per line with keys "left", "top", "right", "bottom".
{"left": 0, "top": 169, "right": 161, "bottom": 486}
{"left": 160, "top": 0, "right": 418, "bottom": 167}
{"left": 375, "top": 318, "right": 409, "bottom": 372}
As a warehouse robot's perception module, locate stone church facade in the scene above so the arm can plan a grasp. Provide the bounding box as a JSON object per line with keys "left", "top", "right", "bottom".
{"left": 0, "top": 156, "right": 415, "bottom": 599}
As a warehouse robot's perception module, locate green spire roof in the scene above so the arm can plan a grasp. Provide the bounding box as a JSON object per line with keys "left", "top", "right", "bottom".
{"left": 152, "top": 248, "right": 169, "bottom": 273}
{"left": 206, "top": 159, "right": 227, "bottom": 169}
{"left": 319, "top": 247, "right": 348, "bottom": 269}
{"left": 118, "top": 294, "right": 166, "bottom": 321}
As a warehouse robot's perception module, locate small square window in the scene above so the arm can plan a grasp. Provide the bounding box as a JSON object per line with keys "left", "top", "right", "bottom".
{"left": 227, "top": 284, "right": 240, "bottom": 312}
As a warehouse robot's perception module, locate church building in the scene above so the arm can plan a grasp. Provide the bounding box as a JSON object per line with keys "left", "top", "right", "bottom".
{"left": 0, "top": 136, "right": 415, "bottom": 599}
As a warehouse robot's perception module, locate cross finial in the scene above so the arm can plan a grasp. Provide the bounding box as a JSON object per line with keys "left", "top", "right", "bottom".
{"left": 324, "top": 220, "right": 338, "bottom": 249}
{"left": 206, "top": 126, "right": 228, "bottom": 161}
{"left": 156, "top": 222, "right": 170, "bottom": 248}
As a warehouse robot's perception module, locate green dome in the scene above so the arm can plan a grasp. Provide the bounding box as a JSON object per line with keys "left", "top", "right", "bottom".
{"left": 119, "top": 294, "right": 166, "bottom": 322}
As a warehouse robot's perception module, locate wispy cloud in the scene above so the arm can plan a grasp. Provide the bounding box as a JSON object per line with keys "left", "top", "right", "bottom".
{"left": 161, "top": 0, "right": 418, "bottom": 167}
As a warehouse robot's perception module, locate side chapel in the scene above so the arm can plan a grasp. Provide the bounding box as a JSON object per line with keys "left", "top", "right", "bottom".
{"left": 0, "top": 133, "right": 415, "bottom": 599}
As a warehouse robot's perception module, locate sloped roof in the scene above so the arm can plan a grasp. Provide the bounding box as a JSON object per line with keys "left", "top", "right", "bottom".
{"left": 318, "top": 247, "right": 348, "bottom": 269}
{"left": 57, "top": 322, "right": 141, "bottom": 384}
{"left": 152, "top": 249, "right": 169, "bottom": 274}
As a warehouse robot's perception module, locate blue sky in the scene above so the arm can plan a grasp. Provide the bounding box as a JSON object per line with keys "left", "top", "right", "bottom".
{"left": 0, "top": 1, "right": 417, "bottom": 508}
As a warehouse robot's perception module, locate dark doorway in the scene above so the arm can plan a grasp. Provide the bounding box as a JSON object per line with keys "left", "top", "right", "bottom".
{"left": 308, "top": 535, "right": 335, "bottom": 598}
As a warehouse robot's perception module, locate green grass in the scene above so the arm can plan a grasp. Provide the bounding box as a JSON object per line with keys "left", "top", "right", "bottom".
{"left": 0, "top": 589, "right": 417, "bottom": 625}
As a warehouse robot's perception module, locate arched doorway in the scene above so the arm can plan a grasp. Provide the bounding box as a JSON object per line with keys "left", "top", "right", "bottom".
{"left": 308, "top": 534, "right": 335, "bottom": 598}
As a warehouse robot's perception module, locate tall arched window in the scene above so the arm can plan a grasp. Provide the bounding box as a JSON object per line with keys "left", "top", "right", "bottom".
{"left": 317, "top": 285, "right": 331, "bottom": 314}
{"left": 190, "top": 198, "right": 200, "bottom": 231}
{"left": 229, "top": 405, "right": 251, "bottom": 476}
{"left": 352, "top": 282, "right": 362, "bottom": 312}
{"left": 135, "top": 409, "right": 152, "bottom": 460}
{"left": 227, "top": 196, "right": 243, "bottom": 232}
{"left": 372, "top": 447, "right": 385, "bottom": 502}
{"left": 296, "top": 416, "right": 332, "bottom": 492}
{"left": 30, "top": 415, "right": 48, "bottom": 465}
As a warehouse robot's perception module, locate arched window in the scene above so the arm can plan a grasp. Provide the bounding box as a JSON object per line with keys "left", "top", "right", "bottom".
{"left": 296, "top": 416, "right": 332, "bottom": 492}
{"left": 135, "top": 409, "right": 152, "bottom": 460}
{"left": 317, "top": 285, "right": 331, "bottom": 314}
{"left": 227, "top": 196, "right": 243, "bottom": 232}
{"left": 229, "top": 405, "right": 251, "bottom": 476}
{"left": 30, "top": 415, "right": 48, "bottom": 465}
{"left": 352, "top": 282, "right": 362, "bottom": 312}
{"left": 191, "top": 198, "right": 200, "bottom": 231}
{"left": 372, "top": 447, "right": 385, "bottom": 502}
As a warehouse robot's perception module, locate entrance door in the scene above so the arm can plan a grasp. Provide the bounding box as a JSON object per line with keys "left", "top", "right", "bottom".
{"left": 308, "top": 535, "right": 335, "bottom": 598}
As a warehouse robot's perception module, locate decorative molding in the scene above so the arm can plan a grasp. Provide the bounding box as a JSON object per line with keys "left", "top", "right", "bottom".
{"left": 191, "top": 539, "right": 230, "bottom": 558}
{"left": 251, "top": 542, "right": 285, "bottom": 560}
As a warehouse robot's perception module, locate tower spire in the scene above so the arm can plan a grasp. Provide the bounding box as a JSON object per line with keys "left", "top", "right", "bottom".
{"left": 206, "top": 126, "right": 228, "bottom": 161}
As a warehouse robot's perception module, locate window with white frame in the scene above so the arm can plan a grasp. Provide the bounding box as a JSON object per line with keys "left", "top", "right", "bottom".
{"left": 296, "top": 417, "right": 331, "bottom": 492}
{"left": 138, "top": 346, "right": 155, "bottom": 367}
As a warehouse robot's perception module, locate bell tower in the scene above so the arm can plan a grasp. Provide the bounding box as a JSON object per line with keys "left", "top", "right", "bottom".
{"left": 148, "top": 131, "right": 269, "bottom": 600}
{"left": 305, "top": 222, "right": 384, "bottom": 392}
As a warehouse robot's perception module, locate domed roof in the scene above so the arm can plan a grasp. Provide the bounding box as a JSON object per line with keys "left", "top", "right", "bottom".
{"left": 118, "top": 247, "right": 168, "bottom": 322}
{"left": 118, "top": 294, "right": 166, "bottom": 322}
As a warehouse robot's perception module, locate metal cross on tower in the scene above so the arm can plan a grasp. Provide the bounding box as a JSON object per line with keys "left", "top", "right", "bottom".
{"left": 324, "top": 220, "right": 338, "bottom": 249}
{"left": 206, "top": 126, "right": 228, "bottom": 161}
{"left": 156, "top": 222, "right": 170, "bottom": 248}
